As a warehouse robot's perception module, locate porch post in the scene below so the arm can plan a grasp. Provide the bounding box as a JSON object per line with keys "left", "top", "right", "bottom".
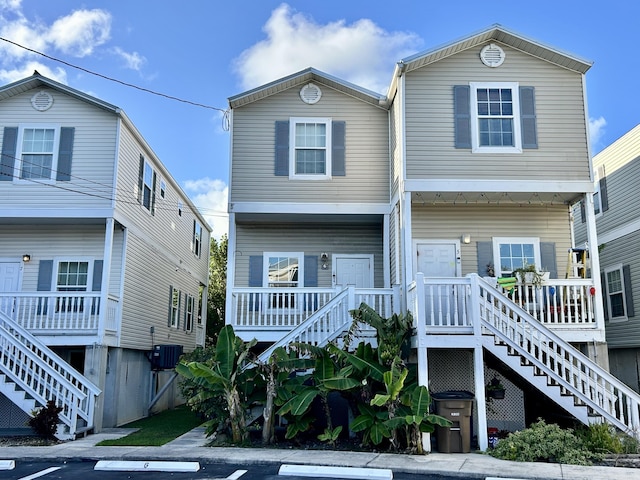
{"left": 414, "top": 272, "right": 430, "bottom": 452}
{"left": 469, "top": 274, "right": 488, "bottom": 451}
{"left": 98, "top": 218, "right": 114, "bottom": 344}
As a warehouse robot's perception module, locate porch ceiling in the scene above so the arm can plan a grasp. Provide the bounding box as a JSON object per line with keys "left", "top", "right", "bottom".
{"left": 411, "top": 191, "right": 581, "bottom": 205}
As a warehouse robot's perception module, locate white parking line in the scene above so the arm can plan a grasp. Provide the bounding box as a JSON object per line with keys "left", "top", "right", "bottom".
{"left": 94, "top": 460, "right": 200, "bottom": 472}
{"left": 227, "top": 470, "right": 248, "bottom": 480}
{"left": 18, "top": 466, "right": 61, "bottom": 480}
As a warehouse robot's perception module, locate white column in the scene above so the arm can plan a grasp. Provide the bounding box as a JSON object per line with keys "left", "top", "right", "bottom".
{"left": 98, "top": 218, "right": 114, "bottom": 344}
{"left": 469, "top": 274, "right": 488, "bottom": 451}
{"left": 584, "top": 193, "right": 605, "bottom": 334}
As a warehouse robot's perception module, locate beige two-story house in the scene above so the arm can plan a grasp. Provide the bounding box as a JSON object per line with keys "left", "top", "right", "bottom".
{"left": 0, "top": 73, "right": 211, "bottom": 437}
{"left": 226, "top": 25, "right": 640, "bottom": 450}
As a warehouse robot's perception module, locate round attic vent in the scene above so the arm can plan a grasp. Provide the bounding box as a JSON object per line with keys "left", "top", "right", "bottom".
{"left": 31, "top": 91, "right": 54, "bottom": 111}
{"left": 300, "top": 83, "right": 322, "bottom": 104}
{"left": 480, "top": 44, "right": 506, "bottom": 68}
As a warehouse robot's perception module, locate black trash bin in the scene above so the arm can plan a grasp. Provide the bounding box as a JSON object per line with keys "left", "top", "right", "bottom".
{"left": 432, "top": 390, "right": 474, "bottom": 453}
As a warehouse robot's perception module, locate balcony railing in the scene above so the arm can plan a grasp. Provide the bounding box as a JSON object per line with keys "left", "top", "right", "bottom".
{"left": 0, "top": 292, "right": 110, "bottom": 334}
{"left": 230, "top": 287, "right": 397, "bottom": 332}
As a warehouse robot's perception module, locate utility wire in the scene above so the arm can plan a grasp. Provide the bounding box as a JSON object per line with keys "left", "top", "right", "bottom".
{"left": 0, "top": 36, "right": 229, "bottom": 115}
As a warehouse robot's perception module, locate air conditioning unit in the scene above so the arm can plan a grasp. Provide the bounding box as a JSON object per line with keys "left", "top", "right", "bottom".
{"left": 151, "top": 344, "right": 183, "bottom": 370}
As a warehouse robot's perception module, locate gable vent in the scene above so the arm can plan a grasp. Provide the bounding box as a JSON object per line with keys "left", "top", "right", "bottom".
{"left": 31, "top": 91, "right": 54, "bottom": 111}
{"left": 480, "top": 44, "right": 506, "bottom": 68}
{"left": 300, "top": 83, "right": 322, "bottom": 104}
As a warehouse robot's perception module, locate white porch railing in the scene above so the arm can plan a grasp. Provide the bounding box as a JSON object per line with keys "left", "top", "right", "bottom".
{"left": 407, "top": 277, "right": 597, "bottom": 332}
{"left": 230, "top": 286, "right": 397, "bottom": 332}
{"left": 475, "top": 275, "right": 640, "bottom": 436}
{"left": 0, "top": 310, "right": 101, "bottom": 438}
{"left": 0, "top": 292, "right": 102, "bottom": 333}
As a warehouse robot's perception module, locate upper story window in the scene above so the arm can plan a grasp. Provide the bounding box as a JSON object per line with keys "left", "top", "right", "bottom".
{"left": 593, "top": 168, "right": 602, "bottom": 216}
{"left": 20, "top": 127, "right": 57, "bottom": 179}
{"left": 470, "top": 82, "right": 522, "bottom": 153}
{"left": 192, "top": 220, "right": 203, "bottom": 257}
{"left": 604, "top": 265, "right": 628, "bottom": 322}
{"left": 454, "top": 84, "right": 537, "bottom": 152}
{"left": 274, "top": 119, "right": 345, "bottom": 179}
{"left": 290, "top": 118, "right": 332, "bottom": 179}
{"left": 492, "top": 237, "right": 541, "bottom": 278}
{"left": 137, "top": 155, "right": 156, "bottom": 214}
{"left": 160, "top": 179, "right": 166, "bottom": 199}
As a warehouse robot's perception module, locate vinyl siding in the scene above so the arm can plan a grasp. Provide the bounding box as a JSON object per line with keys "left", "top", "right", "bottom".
{"left": 403, "top": 43, "right": 590, "bottom": 181}
{"left": 0, "top": 87, "right": 116, "bottom": 210}
{"left": 234, "top": 223, "right": 384, "bottom": 288}
{"left": 231, "top": 84, "right": 389, "bottom": 204}
{"left": 119, "top": 231, "right": 201, "bottom": 351}
{"left": 411, "top": 204, "right": 572, "bottom": 276}
{"left": 600, "top": 230, "right": 640, "bottom": 348}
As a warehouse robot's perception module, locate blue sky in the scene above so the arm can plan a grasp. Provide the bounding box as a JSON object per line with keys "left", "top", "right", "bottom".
{"left": 1, "top": 1, "right": 637, "bottom": 238}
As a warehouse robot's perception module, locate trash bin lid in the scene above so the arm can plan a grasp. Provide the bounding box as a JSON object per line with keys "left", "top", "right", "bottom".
{"left": 432, "top": 390, "right": 474, "bottom": 400}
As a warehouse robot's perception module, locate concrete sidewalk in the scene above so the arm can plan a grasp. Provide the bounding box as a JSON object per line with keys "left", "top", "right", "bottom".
{"left": 1, "top": 427, "right": 639, "bottom": 480}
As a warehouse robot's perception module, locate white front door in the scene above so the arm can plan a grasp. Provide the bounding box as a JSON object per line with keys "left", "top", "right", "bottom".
{"left": 415, "top": 242, "right": 461, "bottom": 326}
{"left": 334, "top": 255, "right": 373, "bottom": 288}
{"left": 0, "top": 262, "right": 21, "bottom": 316}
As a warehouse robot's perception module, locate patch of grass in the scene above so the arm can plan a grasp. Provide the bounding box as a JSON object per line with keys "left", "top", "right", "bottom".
{"left": 96, "top": 405, "right": 203, "bottom": 446}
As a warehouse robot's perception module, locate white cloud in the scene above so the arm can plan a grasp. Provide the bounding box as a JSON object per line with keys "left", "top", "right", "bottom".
{"left": 113, "top": 47, "right": 146, "bottom": 71}
{"left": 183, "top": 178, "right": 229, "bottom": 240}
{"left": 0, "top": 0, "right": 22, "bottom": 11}
{"left": 234, "top": 3, "right": 421, "bottom": 94}
{"left": 0, "top": 61, "right": 67, "bottom": 84}
{"left": 589, "top": 116, "right": 607, "bottom": 149}
{"left": 46, "top": 9, "right": 111, "bottom": 57}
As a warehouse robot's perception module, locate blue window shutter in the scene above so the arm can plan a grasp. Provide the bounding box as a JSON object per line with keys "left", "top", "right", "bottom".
{"left": 168, "top": 285, "right": 173, "bottom": 326}
{"left": 138, "top": 155, "right": 144, "bottom": 204}
{"left": 304, "top": 256, "right": 318, "bottom": 311}
{"left": 37, "top": 259, "right": 53, "bottom": 315}
{"left": 453, "top": 86, "right": 471, "bottom": 149}
{"left": 540, "top": 242, "right": 557, "bottom": 279}
{"left": 151, "top": 169, "right": 157, "bottom": 215}
{"left": 1, "top": 127, "right": 18, "bottom": 181}
{"left": 56, "top": 127, "right": 74, "bottom": 180}
{"left": 598, "top": 166, "right": 609, "bottom": 212}
{"left": 624, "top": 264, "right": 635, "bottom": 317}
{"left": 275, "top": 121, "right": 289, "bottom": 176}
{"left": 249, "top": 256, "right": 263, "bottom": 311}
{"left": 92, "top": 260, "right": 103, "bottom": 291}
{"left": 37, "top": 260, "right": 53, "bottom": 291}
{"left": 520, "top": 87, "right": 538, "bottom": 149}
{"left": 580, "top": 200, "right": 586, "bottom": 223}
{"left": 331, "top": 121, "right": 346, "bottom": 176}
{"left": 601, "top": 272, "right": 608, "bottom": 321}
{"left": 476, "top": 242, "right": 494, "bottom": 276}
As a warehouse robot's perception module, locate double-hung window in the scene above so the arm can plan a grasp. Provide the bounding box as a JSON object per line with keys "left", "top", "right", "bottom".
{"left": 138, "top": 155, "right": 156, "bottom": 214}
{"left": 170, "top": 287, "right": 180, "bottom": 328}
{"left": 185, "top": 294, "right": 194, "bottom": 332}
{"left": 56, "top": 260, "right": 90, "bottom": 312}
{"left": 18, "top": 126, "right": 59, "bottom": 180}
{"left": 605, "top": 265, "right": 628, "bottom": 322}
{"left": 192, "top": 220, "right": 202, "bottom": 257}
{"left": 289, "top": 118, "right": 331, "bottom": 179}
{"left": 264, "top": 252, "right": 304, "bottom": 310}
{"left": 470, "top": 82, "right": 522, "bottom": 153}
{"left": 492, "top": 237, "right": 541, "bottom": 278}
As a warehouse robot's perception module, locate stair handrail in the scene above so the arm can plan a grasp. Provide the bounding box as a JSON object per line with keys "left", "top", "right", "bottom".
{"left": 0, "top": 310, "right": 101, "bottom": 432}
{"left": 255, "top": 286, "right": 353, "bottom": 365}
{"left": 474, "top": 275, "right": 640, "bottom": 434}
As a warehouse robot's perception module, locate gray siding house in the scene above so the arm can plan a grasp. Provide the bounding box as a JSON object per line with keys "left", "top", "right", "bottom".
{"left": 0, "top": 73, "right": 211, "bottom": 437}
{"left": 574, "top": 124, "right": 640, "bottom": 392}
{"left": 226, "top": 25, "right": 640, "bottom": 450}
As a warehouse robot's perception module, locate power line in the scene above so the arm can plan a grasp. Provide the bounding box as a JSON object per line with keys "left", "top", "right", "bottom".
{"left": 0, "top": 36, "right": 230, "bottom": 115}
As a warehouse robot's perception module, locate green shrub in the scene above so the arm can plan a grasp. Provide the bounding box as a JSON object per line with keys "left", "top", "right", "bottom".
{"left": 576, "top": 422, "right": 640, "bottom": 455}
{"left": 28, "top": 400, "right": 63, "bottom": 439}
{"left": 489, "top": 419, "right": 601, "bottom": 465}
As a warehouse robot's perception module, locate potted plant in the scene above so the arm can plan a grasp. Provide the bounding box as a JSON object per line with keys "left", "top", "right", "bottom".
{"left": 512, "top": 264, "right": 549, "bottom": 289}
{"left": 486, "top": 377, "right": 506, "bottom": 399}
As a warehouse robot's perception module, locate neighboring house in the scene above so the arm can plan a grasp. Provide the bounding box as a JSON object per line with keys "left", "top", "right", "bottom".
{"left": 226, "top": 25, "right": 640, "bottom": 450}
{"left": 573, "top": 124, "right": 640, "bottom": 392}
{"left": 0, "top": 73, "right": 211, "bottom": 437}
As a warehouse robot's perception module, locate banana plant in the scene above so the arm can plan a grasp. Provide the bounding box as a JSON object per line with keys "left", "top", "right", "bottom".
{"left": 277, "top": 344, "right": 360, "bottom": 439}
{"left": 398, "top": 385, "right": 452, "bottom": 454}
{"left": 176, "top": 324, "right": 256, "bottom": 444}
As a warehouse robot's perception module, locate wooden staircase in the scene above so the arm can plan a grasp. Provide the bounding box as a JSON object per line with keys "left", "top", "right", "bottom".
{"left": 0, "top": 310, "right": 101, "bottom": 439}
{"left": 477, "top": 277, "right": 640, "bottom": 437}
